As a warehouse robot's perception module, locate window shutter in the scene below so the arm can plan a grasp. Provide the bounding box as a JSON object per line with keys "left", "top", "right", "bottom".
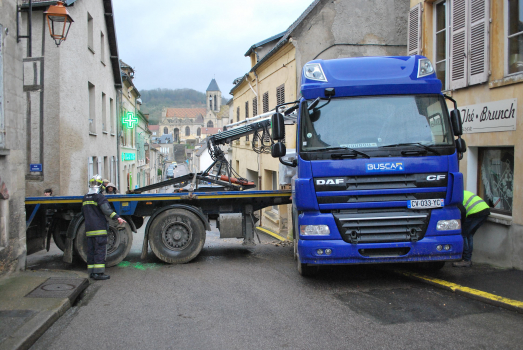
{"left": 450, "top": 0, "right": 468, "bottom": 89}
{"left": 468, "top": 0, "right": 489, "bottom": 85}
{"left": 407, "top": 3, "right": 422, "bottom": 55}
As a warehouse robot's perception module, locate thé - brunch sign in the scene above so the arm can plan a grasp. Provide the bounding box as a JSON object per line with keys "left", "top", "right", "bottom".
{"left": 460, "top": 98, "right": 517, "bottom": 134}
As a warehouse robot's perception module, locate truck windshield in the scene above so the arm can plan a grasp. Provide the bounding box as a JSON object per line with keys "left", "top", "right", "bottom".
{"left": 301, "top": 95, "right": 454, "bottom": 152}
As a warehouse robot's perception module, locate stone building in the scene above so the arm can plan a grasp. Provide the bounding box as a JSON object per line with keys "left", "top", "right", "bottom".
{"left": 159, "top": 79, "right": 229, "bottom": 142}
{"left": 230, "top": 0, "right": 409, "bottom": 237}
{"left": 0, "top": 0, "right": 27, "bottom": 275}
{"left": 21, "top": 0, "right": 121, "bottom": 197}
{"left": 408, "top": 0, "right": 522, "bottom": 269}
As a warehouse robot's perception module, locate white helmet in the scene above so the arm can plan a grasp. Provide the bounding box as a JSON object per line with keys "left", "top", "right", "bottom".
{"left": 88, "top": 174, "right": 104, "bottom": 194}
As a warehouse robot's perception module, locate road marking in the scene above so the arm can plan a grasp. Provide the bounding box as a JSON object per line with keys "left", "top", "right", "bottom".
{"left": 397, "top": 270, "right": 523, "bottom": 312}
{"left": 256, "top": 226, "right": 286, "bottom": 241}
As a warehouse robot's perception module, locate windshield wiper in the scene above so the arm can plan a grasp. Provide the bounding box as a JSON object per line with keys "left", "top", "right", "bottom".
{"left": 307, "top": 146, "right": 371, "bottom": 159}
{"left": 380, "top": 143, "right": 440, "bottom": 155}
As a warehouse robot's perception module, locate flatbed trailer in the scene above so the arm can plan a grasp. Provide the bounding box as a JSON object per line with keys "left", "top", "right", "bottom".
{"left": 25, "top": 188, "right": 292, "bottom": 266}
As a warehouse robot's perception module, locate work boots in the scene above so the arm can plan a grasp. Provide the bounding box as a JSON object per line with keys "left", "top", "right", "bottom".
{"left": 90, "top": 273, "right": 110, "bottom": 280}
{"left": 452, "top": 260, "right": 472, "bottom": 267}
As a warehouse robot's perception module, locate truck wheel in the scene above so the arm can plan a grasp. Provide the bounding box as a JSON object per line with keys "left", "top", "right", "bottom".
{"left": 74, "top": 221, "right": 133, "bottom": 267}
{"left": 148, "top": 209, "right": 206, "bottom": 264}
{"left": 297, "top": 250, "right": 319, "bottom": 277}
{"left": 416, "top": 261, "right": 446, "bottom": 271}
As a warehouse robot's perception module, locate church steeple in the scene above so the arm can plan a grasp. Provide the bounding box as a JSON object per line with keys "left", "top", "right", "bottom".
{"left": 206, "top": 79, "right": 221, "bottom": 112}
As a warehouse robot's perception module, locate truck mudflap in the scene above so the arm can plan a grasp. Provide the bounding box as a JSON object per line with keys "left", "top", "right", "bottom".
{"left": 297, "top": 234, "right": 463, "bottom": 265}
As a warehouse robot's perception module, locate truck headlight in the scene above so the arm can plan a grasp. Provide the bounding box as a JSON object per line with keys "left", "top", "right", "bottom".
{"left": 303, "top": 63, "right": 327, "bottom": 82}
{"left": 436, "top": 219, "right": 461, "bottom": 231}
{"left": 418, "top": 58, "right": 435, "bottom": 78}
{"left": 300, "top": 225, "right": 330, "bottom": 235}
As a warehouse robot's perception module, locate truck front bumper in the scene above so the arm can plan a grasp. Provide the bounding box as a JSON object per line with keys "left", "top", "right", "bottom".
{"left": 298, "top": 234, "right": 463, "bottom": 265}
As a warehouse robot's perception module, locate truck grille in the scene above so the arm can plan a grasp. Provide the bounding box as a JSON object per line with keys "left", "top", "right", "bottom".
{"left": 332, "top": 209, "right": 430, "bottom": 244}
{"left": 314, "top": 173, "right": 447, "bottom": 191}
{"left": 318, "top": 191, "right": 446, "bottom": 204}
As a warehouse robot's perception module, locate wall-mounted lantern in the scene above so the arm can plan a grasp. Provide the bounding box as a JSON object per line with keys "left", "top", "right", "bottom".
{"left": 144, "top": 142, "right": 149, "bottom": 151}
{"left": 44, "top": 1, "right": 74, "bottom": 47}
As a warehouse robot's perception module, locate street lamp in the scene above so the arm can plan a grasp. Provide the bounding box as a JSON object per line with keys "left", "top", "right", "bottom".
{"left": 44, "top": 1, "right": 74, "bottom": 47}
{"left": 144, "top": 142, "right": 149, "bottom": 151}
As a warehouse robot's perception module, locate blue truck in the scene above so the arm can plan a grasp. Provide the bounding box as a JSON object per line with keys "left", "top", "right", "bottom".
{"left": 270, "top": 55, "right": 467, "bottom": 275}
{"left": 25, "top": 55, "right": 466, "bottom": 277}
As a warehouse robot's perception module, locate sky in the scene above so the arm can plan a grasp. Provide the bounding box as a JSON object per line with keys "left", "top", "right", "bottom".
{"left": 112, "top": 0, "right": 312, "bottom": 99}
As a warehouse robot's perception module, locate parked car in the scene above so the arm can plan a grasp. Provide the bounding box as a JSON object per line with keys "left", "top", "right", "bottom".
{"left": 166, "top": 168, "right": 174, "bottom": 179}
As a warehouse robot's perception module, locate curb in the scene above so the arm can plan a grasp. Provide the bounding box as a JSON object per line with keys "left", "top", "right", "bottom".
{"left": 255, "top": 226, "right": 287, "bottom": 242}
{"left": 395, "top": 269, "right": 523, "bottom": 314}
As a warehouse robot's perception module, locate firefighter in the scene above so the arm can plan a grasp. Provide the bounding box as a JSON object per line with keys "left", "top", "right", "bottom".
{"left": 82, "top": 174, "right": 126, "bottom": 280}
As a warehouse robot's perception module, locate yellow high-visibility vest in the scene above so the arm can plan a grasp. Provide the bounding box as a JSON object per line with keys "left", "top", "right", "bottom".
{"left": 463, "top": 191, "right": 490, "bottom": 217}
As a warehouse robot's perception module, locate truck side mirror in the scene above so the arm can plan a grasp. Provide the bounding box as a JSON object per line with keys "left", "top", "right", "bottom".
{"left": 455, "top": 138, "right": 467, "bottom": 153}
{"left": 450, "top": 109, "right": 463, "bottom": 136}
{"left": 271, "top": 113, "right": 285, "bottom": 140}
{"left": 271, "top": 142, "right": 286, "bottom": 158}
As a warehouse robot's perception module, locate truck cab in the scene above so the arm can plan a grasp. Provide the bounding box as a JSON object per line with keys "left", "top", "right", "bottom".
{"left": 280, "top": 56, "right": 466, "bottom": 275}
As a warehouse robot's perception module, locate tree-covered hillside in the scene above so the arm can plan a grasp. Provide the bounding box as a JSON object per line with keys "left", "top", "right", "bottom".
{"left": 140, "top": 88, "right": 228, "bottom": 125}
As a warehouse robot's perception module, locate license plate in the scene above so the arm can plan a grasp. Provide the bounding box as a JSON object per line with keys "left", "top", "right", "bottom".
{"left": 408, "top": 199, "right": 444, "bottom": 209}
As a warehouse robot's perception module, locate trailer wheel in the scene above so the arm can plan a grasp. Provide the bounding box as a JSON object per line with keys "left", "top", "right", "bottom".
{"left": 74, "top": 220, "right": 133, "bottom": 267}
{"left": 148, "top": 209, "right": 206, "bottom": 264}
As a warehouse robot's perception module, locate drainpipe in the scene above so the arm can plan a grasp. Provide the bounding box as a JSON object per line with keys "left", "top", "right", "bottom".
{"left": 253, "top": 69, "right": 262, "bottom": 228}
{"left": 116, "top": 87, "right": 122, "bottom": 191}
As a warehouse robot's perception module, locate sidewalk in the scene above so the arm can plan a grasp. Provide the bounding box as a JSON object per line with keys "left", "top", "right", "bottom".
{"left": 0, "top": 270, "right": 89, "bottom": 350}
{"left": 395, "top": 263, "right": 523, "bottom": 313}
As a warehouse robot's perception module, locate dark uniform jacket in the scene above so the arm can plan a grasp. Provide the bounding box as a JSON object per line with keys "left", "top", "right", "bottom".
{"left": 81, "top": 192, "right": 121, "bottom": 236}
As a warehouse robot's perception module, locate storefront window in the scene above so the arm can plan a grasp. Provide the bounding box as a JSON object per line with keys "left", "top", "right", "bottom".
{"left": 478, "top": 147, "right": 514, "bottom": 215}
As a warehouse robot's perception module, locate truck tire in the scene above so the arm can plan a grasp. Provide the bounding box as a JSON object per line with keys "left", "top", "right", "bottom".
{"left": 74, "top": 220, "right": 133, "bottom": 267}
{"left": 297, "top": 249, "right": 319, "bottom": 277}
{"left": 148, "top": 209, "right": 206, "bottom": 264}
{"left": 416, "top": 261, "right": 446, "bottom": 271}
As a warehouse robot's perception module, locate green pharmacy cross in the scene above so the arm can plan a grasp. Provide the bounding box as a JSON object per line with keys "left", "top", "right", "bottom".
{"left": 122, "top": 112, "right": 138, "bottom": 129}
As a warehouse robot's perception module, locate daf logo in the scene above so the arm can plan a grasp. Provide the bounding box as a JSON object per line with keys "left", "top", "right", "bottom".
{"left": 427, "top": 175, "right": 446, "bottom": 181}
{"left": 316, "top": 179, "right": 344, "bottom": 185}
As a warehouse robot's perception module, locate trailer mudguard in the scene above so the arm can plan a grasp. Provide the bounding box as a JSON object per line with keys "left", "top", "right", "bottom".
{"left": 141, "top": 204, "right": 211, "bottom": 259}
{"left": 63, "top": 213, "right": 84, "bottom": 263}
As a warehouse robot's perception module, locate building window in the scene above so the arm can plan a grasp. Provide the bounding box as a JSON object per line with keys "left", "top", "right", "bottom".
{"left": 245, "top": 101, "right": 249, "bottom": 120}
{"left": 207, "top": 120, "right": 213, "bottom": 127}
{"left": 109, "top": 97, "right": 114, "bottom": 134}
{"left": 209, "top": 95, "right": 213, "bottom": 110}
{"left": 434, "top": 0, "right": 448, "bottom": 89}
{"left": 507, "top": 0, "right": 523, "bottom": 74}
{"left": 253, "top": 96, "right": 258, "bottom": 117}
{"left": 237, "top": 107, "right": 240, "bottom": 122}
{"left": 102, "top": 92, "right": 107, "bottom": 131}
{"left": 88, "top": 82, "right": 95, "bottom": 133}
{"left": 197, "top": 127, "right": 201, "bottom": 136}
{"left": 214, "top": 95, "right": 217, "bottom": 111}
{"left": 87, "top": 12, "right": 94, "bottom": 51}
{"left": 478, "top": 147, "right": 514, "bottom": 215}
{"left": 185, "top": 126, "right": 190, "bottom": 136}
{"left": 276, "top": 84, "right": 285, "bottom": 105}
{"left": 100, "top": 32, "right": 105, "bottom": 64}
{"left": 409, "top": 0, "right": 489, "bottom": 90}
{"left": 263, "top": 92, "right": 269, "bottom": 113}
{"left": 164, "top": 127, "right": 168, "bottom": 134}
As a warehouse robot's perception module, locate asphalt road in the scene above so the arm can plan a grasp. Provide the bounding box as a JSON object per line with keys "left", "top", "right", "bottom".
{"left": 28, "top": 219, "right": 523, "bottom": 350}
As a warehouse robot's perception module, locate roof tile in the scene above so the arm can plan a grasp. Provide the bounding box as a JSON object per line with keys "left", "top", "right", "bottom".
{"left": 166, "top": 108, "right": 207, "bottom": 119}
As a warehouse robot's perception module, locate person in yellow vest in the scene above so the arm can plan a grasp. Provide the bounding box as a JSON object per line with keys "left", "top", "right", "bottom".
{"left": 453, "top": 190, "right": 490, "bottom": 267}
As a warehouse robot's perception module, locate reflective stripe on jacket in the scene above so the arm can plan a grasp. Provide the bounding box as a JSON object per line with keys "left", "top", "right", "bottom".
{"left": 463, "top": 191, "right": 490, "bottom": 217}
{"left": 81, "top": 192, "right": 121, "bottom": 235}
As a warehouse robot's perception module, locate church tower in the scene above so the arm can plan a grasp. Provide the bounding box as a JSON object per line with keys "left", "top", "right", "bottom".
{"left": 206, "top": 78, "right": 221, "bottom": 113}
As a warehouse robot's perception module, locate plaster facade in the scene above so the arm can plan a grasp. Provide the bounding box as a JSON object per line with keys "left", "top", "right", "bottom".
{"left": 0, "top": 0, "right": 27, "bottom": 275}
{"left": 409, "top": 0, "right": 523, "bottom": 269}
{"left": 22, "top": 0, "right": 120, "bottom": 198}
